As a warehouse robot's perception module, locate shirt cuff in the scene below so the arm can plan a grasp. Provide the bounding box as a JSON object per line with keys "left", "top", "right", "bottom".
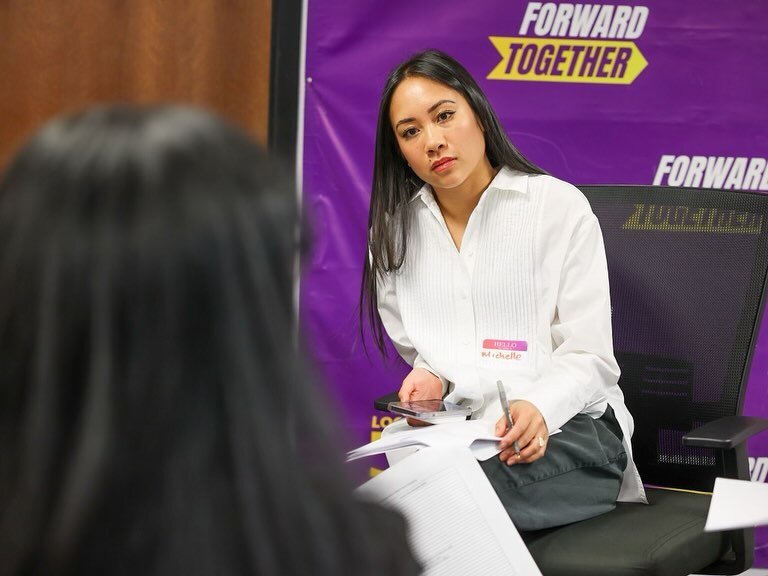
{"left": 521, "top": 374, "right": 606, "bottom": 434}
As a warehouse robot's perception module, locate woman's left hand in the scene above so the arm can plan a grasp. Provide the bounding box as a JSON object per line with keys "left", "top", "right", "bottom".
{"left": 495, "top": 400, "right": 549, "bottom": 465}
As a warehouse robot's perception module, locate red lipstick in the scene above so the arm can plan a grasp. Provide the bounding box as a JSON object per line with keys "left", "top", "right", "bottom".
{"left": 431, "top": 157, "right": 456, "bottom": 173}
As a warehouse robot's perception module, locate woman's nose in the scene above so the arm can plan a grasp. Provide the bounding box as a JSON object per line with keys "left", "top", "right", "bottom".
{"left": 423, "top": 125, "right": 445, "bottom": 154}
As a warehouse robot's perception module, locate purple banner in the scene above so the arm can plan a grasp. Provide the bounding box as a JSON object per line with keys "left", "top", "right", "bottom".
{"left": 300, "top": 0, "right": 768, "bottom": 564}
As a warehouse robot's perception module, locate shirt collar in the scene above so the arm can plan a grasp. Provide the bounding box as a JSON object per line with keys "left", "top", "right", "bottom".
{"left": 412, "top": 166, "right": 530, "bottom": 208}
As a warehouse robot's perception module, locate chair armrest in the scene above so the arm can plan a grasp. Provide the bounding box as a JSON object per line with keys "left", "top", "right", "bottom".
{"left": 683, "top": 415, "right": 768, "bottom": 449}
{"left": 374, "top": 391, "right": 401, "bottom": 412}
{"left": 683, "top": 416, "right": 768, "bottom": 574}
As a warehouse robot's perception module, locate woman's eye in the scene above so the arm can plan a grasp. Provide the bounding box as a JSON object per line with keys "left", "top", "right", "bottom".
{"left": 401, "top": 127, "right": 418, "bottom": 138}
{"left": 436, "top": 110, "right": 455, "bottom": 122}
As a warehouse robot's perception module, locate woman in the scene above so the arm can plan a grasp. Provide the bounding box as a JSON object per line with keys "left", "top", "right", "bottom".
{"left": 0, "top": 105, "right": 420, "bottom": 575}
{"left": 361, "top": 50, "right": 646, "bottom": 531}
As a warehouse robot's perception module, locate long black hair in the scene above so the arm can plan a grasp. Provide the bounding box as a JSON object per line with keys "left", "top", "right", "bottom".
{"left": 0, "top": 105, "right": 419, "bottom": 576}
{"left": 361, "top": 49, "right": 546, "bottom": 354}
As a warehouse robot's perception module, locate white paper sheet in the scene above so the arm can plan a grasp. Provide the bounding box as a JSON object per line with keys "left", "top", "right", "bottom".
{"left": 356, "top": 447, "right": 543, "bottom": 576}
{"left": 705, "top": 477, "right": 768, "bottom": 531}
{"left": 347, "top": 419, "right": 563, "bottom": 462}
{"left": 346, "top": 420, "right": 500, "bottom": 462}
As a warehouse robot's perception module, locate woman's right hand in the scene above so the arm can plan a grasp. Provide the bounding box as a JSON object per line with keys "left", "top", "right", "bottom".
{"left": 398, "top": 367, "right": 443, "bottom": 402}
{"left": 399, "top": 368, "right": 443, "bottom": 426}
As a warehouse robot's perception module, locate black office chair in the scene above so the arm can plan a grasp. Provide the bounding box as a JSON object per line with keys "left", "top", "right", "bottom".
{"left": 374, "top": 185, "right": 768, "bottom": 576}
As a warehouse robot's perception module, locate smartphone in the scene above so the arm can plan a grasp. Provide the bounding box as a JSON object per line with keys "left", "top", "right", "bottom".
{"left": 387, "top": 399, "right": 472, "bottom": 423}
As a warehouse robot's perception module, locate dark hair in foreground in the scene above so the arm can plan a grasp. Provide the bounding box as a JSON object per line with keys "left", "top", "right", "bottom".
{"left": 360, "top": 49, "right": 546, "bottom": 354}
{"left": 0, "top": 106, "right": 419, "bottom": 576}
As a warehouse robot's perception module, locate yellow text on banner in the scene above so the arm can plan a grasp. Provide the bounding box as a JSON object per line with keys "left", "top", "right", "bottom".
{"left": 487, "top": 37, "right": 647, "bottom": 85}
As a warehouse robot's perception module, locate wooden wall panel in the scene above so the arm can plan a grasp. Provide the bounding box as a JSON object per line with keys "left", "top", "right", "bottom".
{"left": 0, "top": 0, "right": 272, "bottom": 170}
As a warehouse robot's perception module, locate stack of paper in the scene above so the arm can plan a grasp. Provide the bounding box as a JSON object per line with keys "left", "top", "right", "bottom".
{"left": 346, "top": 419, "right": 501, "bottom": 462}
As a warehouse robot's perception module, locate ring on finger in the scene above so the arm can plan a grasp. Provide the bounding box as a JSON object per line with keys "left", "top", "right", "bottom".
{"left": 538, "top": 436, "right": 545, "bottom": 448}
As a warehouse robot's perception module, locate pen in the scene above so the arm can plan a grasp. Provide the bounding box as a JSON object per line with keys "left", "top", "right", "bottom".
{"left": 496, "top": 380, "right": 521, "bottom": 456}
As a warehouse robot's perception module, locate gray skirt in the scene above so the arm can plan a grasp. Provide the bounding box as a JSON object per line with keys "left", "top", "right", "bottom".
{"left": 479, "top": 405, "right": 628, "bottom": 531}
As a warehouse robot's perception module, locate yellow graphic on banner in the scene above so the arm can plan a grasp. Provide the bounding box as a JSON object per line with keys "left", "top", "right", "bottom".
{"left": 622, "top": 203, "right": 763, "bottom": 235}
{"left": 488, "top": 37, "right": 647, "bottom": 84}
{"left": 368, "top": 414, "right": 402, "bottom": 477}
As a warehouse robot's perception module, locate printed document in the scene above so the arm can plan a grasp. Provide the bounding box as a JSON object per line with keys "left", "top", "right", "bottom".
{"left": 356, "top": 447, "right": 543, "bottom": 576}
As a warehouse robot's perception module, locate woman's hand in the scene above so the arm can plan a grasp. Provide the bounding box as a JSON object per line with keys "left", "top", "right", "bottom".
{"left": 495, "top": 400, "right": 549, "bottom": 465}
{"left": 399, "top": 368, "right": 443, "bottom": 426}
{"left": 398, "top": 367, "right": 443, "bottom": 401}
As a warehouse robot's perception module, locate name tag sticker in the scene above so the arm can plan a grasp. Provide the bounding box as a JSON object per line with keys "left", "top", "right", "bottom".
{"left": 482, "top": 339, "right": 528, "bottom": 351}
{"left": 480, "top": 339, "right": 528, "bottom": 361}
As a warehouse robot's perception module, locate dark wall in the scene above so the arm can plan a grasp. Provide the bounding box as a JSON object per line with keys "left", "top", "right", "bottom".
{"left": 0, "top": 0, "right": 272, "bottom": 170}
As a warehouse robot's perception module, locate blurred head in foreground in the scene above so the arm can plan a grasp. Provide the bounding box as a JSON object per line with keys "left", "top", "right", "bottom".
{"left": 0, "top": 105, "right": 418, "bottom": 576}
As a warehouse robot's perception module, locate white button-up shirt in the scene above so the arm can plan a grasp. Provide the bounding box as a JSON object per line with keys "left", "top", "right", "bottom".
{"left": 377, "top": 167, "right": 646, "bottom": 503}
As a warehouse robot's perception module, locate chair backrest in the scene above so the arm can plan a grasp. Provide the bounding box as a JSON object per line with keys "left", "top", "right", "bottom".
{"left": 579, "top": 186, "right": 768, "bottom": 491}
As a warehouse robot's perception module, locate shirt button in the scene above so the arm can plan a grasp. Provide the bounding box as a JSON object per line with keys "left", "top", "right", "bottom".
{"left": 460, "top": 292, "right": 468, "bottom": 300}
{"left": 462, "top": 338, "right": 471, "bottom": 346}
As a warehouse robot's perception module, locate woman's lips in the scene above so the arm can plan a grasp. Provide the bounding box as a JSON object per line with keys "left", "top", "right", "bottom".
{"left": 432, "top": 158, "right": 456, "bottom": 173}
